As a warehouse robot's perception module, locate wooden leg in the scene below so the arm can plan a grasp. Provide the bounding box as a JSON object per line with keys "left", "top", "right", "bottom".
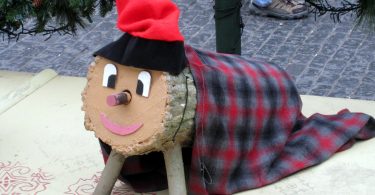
{"left": 93, "top": 150, "right": 126, "bottom": 195}
{"left": 163, "top": 143, "right": 187, "bottom": 195}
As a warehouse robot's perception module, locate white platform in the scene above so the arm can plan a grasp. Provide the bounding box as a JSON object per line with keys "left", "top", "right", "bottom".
{"left": 0, "top": 70, "right": 374, "bottom": 195}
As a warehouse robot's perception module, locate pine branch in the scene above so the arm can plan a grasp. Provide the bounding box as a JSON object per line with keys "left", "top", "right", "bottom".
{"left": 99, "top": 0, "right": 114, "bottom": 17}
{"left": 0, "top": 0, "right": 115, "bottom": 41}
{"left": 306, "top": 0, "right": 375, "bottom": 30}
{"left": 1, "top": 0, "right": 375, "bottom": 41}
{"left": 1, "top": 23, "right": 74, "bottom": 41}
{"left": 307, "top": 0, "right": 358, "bottom": 22}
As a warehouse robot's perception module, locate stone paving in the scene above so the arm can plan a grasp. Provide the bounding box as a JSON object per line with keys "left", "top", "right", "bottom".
{"left": 0, "top": 0, "right": 374, "bottom": 101}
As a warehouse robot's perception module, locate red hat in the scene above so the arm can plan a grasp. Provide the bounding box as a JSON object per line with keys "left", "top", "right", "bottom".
{"left": 94, "top": 0, "right": 186, "bottom": 75}
{"left": 116, "top": 0, "right": 184, "bottom": 42}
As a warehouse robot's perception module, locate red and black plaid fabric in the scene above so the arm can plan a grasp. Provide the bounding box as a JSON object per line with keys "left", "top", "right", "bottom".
{"left": 185, "top": 45, "right": 375, "bottom": 195}
{"left": 98, "top": 45, "right": 375, "bottom": 194}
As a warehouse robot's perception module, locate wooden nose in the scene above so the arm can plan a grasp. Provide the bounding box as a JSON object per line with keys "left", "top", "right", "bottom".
{"left": 106, "top": 91, "right": 131, "bottom": 106}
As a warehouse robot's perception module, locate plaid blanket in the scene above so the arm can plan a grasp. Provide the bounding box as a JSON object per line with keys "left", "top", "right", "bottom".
{"left": 98, "top": 45, "right": 375, "bottom": 194}
{"left": 185, "top": 45, "right": 375, "bottom": 195}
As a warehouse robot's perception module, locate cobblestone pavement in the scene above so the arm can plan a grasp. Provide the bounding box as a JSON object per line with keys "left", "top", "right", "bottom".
{"left": 1, "top": 0, "right": 374, "bottom": 101}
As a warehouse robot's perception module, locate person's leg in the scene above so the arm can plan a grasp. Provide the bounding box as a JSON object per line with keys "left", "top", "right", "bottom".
{"left": 249, "top": 0, "right": 308, "bottom": 19}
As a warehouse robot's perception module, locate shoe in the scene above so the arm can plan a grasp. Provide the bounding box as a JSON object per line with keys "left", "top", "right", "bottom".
{"left": 249, "top": 0, "right": 308, "bottom": 19}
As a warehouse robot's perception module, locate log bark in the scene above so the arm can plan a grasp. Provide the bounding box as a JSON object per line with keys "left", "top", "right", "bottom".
{"left": 158, "top": 65, "right": 197, "bottom": 150}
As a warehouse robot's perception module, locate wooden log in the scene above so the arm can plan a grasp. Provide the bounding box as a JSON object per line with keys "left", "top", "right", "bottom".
{"left": 82, "top": 56, "right": 197, "bottom": 156}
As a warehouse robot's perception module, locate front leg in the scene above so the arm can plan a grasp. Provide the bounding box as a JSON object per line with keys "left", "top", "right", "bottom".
{"left": 163, "top": 143, "right": 187, "bottom": 195}
{"left": 93, "top": 150, "right": 126, "bottom": 195}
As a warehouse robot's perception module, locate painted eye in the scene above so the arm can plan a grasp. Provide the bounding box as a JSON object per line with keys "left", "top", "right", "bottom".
{"left": 136, "top": 71, "right": 151, "bottom": 97}
{"left": 102, "top": 64, "right": 117, "bottom": 88}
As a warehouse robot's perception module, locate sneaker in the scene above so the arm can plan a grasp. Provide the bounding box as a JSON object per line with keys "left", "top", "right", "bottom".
{"left": 249, "top": 0, "right": 308, "bottom": 19}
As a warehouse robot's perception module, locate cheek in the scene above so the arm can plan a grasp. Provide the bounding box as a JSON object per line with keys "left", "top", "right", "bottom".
{"left": 124, "top": 95, "right": 161, "bottom": 118}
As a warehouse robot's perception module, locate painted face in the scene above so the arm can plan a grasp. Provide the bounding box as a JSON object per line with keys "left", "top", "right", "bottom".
{"left": 83, "top": 57, "right": 168, "bottom": 153}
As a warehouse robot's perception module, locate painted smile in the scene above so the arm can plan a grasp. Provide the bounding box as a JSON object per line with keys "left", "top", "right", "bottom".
{"left": 100, "top": 113, "right": 143, "bottom": 135}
